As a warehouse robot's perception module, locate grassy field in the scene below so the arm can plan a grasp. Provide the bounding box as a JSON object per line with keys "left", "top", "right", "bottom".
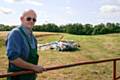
{"left": 0, "top": 31, "right": 120, "bottom": 80}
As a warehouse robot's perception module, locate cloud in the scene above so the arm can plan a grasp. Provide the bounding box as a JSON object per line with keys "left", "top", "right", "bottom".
{"left": 4, "top": 0, "right": 43, "bottom": 6}
{"left": 26, "top": 1, "right": 43, "bottom": 6}
{"left": 4, "top": 0, "right": 21, "bottom": 3}
{"left": 65, "top": 6, "right": 71, "bottom": 9}
{"left": 0, "top": 7, "right": 13, "bottom": 14}
{"left": 101, "top": 0, "right": 120, "bottom": 4}
{"left": 100, "top": 5, "right": 120, "bottom": 14}
{"left": 116, "top": 0, "right": 120, "bottom": 4}
{"left": 65, "top": 0, "right": 71, "bottom": 4}
{"left": 65, "top": 6, "right": 73, "bottom": 15}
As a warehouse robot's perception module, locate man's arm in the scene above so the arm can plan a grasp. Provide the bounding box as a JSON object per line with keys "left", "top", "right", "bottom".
{"left": 6, "top": 29, "right": 45, "bottom": 73}
{"left": 10, "top": 58, "right": 45, "bottom": 73}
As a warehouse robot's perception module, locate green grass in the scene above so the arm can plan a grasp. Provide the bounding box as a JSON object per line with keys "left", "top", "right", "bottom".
{"left": 1, "top": 32, "right": 120, "bottom": 80}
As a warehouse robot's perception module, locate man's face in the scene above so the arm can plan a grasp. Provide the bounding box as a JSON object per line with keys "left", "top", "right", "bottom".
{"left": 21, "top": 11, "right": 37, "bottom": 29}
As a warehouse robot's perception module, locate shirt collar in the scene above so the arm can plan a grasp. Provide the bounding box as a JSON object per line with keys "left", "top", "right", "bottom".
{"left": 20, "top": 25, "right": 32, "bottom": 37}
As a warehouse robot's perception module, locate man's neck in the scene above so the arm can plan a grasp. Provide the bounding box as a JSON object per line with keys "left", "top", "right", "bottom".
{"left": 21, "top": 24, "right": 32, "bottom": 35}
{"left": 21, "top": 24, "right": 32, "bottom": 31}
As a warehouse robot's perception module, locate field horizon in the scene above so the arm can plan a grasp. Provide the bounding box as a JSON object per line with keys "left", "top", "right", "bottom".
{"left": 0, "top": 32, "right": 120, "bottom": 80}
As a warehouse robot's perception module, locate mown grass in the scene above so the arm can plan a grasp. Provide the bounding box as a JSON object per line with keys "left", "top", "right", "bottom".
{"left": 0, "top": 32, "right": 120, "bottom": 80}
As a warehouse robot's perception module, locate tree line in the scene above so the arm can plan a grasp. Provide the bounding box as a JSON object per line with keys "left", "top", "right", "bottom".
{"left": 0, "top": 23, "right": 120, "bottom": 35}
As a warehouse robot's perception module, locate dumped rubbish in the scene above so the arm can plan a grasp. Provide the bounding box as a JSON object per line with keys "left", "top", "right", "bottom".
{"left": 38, "top": 40, "right": 80, "bottom": 51}
{"left": 37, "top": 35, "right": 80, "bottom": 51}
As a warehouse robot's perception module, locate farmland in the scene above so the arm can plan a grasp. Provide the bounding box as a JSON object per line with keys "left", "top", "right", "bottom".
{"left": 0, "top": 31, "right": 120, "bottom": 80}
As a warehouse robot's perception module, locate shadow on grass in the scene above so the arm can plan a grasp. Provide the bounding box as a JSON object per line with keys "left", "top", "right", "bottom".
{"left": 58, "top": 48, "right": 80, "bottom": 52}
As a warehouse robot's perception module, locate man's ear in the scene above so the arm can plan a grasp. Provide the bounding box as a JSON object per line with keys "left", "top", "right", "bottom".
{"left": 20, "top": 16, "right": 23, "bottom": 22}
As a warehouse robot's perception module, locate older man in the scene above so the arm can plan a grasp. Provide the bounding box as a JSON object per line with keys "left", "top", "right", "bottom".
{"left": 6, "top": 9, "right": 45, "bottom": 80}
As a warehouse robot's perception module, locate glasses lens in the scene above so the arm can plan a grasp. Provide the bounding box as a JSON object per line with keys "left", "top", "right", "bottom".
{"left": 33, "top": 18, "right": 36, "bottom": 22}
{"left": 26, "top": 17, "right": 31, "bottom": 21}
{"left": 26, "top": 17, "right": 36, "bottom": 22}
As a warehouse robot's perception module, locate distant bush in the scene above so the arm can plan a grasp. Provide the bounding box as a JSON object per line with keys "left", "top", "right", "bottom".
{"left": 1, "top": 23, "right": 120, "bottom": 35}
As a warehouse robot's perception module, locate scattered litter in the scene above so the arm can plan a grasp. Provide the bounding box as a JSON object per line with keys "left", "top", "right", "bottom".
{"left": 38, "top": 40, "right": 80, "bottom": 51}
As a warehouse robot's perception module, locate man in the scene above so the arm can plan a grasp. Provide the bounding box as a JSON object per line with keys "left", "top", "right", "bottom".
{"left": 6, "top": 9, "right": 45, "bottom": 80}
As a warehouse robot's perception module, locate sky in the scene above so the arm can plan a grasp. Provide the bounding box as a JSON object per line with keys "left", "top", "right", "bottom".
{"left": 0, "top": 0, "right": 120, "bottom": 25}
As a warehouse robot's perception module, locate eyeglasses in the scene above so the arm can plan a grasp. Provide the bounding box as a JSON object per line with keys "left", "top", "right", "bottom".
{"left": 26, "top": 17, "right": 36, "bottom": 22}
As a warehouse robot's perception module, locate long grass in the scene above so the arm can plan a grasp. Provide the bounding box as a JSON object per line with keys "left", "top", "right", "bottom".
{"left": 0, "top": 32, "right": 120, "bottom": 80}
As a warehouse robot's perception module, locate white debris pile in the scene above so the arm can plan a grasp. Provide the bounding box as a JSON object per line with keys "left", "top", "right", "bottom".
{"left": 38, "top": 40, "right": 80, "bottom": 51}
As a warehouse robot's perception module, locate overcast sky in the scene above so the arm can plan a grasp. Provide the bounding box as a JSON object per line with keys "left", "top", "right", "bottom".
{"left": 0, "top": 0, "right": 120, "bottom": 25}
